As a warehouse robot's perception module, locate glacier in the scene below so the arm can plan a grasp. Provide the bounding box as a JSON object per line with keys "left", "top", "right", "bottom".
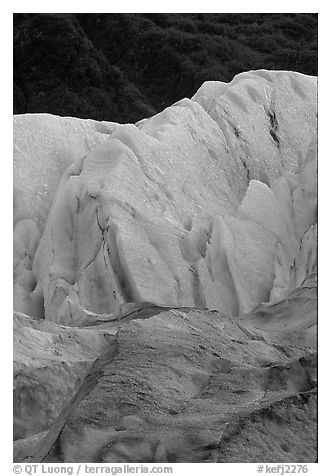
{"left": 14, "top": 70, "right": 317, "bottom": 323}
{"left": 13, "top": 70, "right": 317, "bottom": 462}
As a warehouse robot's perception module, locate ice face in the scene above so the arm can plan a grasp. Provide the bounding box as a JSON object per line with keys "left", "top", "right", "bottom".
{"left": 13, "top": 71, "right": 317, "bottom": 323}
{"left": 13, "top": 114, "right": 118, "bottom": 230}
{"left": 192, "top": 70, "right": 317, "bottom": 178}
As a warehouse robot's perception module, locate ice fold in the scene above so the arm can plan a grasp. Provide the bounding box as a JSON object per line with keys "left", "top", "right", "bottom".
{"left": 13, "top": 71, "right": 317, "bottom": 323}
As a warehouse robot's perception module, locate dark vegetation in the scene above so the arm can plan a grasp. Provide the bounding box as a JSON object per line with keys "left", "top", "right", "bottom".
{"left": 13, "top": 13, "right": 317, "bottom": 123}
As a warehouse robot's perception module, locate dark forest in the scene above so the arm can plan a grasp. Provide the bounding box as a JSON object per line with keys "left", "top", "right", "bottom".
{"left": 13, "top": 13, "right": 318, "bottom": 123}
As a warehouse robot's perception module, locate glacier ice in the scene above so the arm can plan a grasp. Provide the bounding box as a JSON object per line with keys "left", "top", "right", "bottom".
{"left": 13, "top": 71, "right": 317, "bottom": 324}
{"left": 14, "top": 114, "right": 118, "bottom": 229}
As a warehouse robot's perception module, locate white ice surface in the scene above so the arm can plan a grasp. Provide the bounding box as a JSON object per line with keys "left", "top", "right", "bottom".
{"left": 13, "top": 71, "right": 317, "bottom": 323}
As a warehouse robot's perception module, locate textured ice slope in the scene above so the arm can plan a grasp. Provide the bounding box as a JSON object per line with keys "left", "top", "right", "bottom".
{"left": 13, "top": 70, "right": 317, "bottom": 323}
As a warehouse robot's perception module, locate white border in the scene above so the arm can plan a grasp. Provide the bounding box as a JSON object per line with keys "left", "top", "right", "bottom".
{"left": 2, "top": 4, "right": 328, "bottom": 472}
